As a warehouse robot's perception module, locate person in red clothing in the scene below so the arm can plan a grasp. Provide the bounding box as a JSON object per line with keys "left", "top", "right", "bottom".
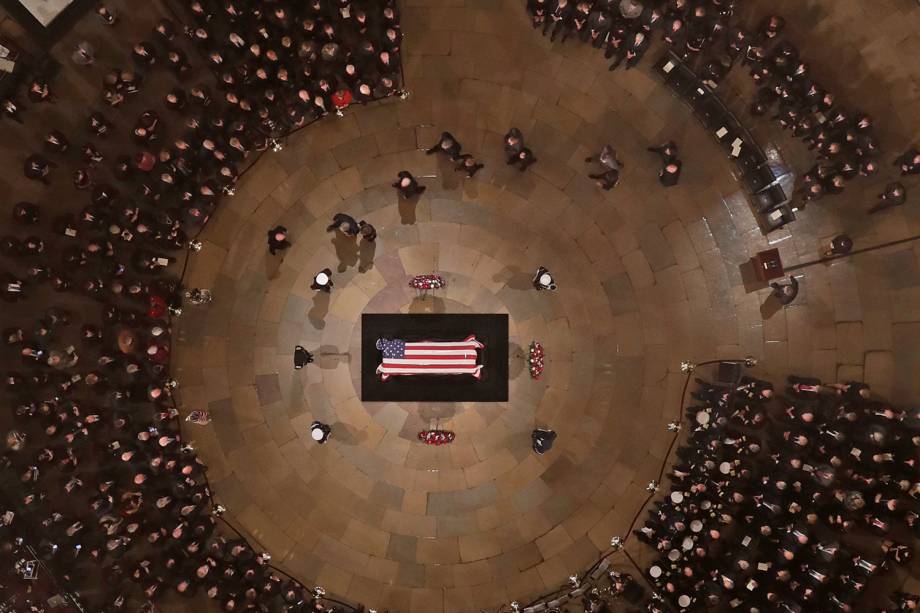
{"left": 331, "top": 87, "right": 353, "bottom": 112}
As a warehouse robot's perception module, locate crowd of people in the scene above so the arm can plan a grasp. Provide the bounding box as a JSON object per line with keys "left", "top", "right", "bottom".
{"left": 527, "top": 0, "right": 737, "bottom": 72}
{"left": 2, "top": 0, "right": 402, "bottom": 611}
{"left": 524, "top": 0, "right": 920, "bottom": 217}
{"left": 637, "top": 374, "right": 918, "bottom": 612}
{"left": 737, "top": 17, "right": 895, "bottom": 213}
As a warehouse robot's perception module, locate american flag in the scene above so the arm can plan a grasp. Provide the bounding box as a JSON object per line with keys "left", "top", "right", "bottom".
{"left": 376, "top": 335, "right": 484, "bottom": 381}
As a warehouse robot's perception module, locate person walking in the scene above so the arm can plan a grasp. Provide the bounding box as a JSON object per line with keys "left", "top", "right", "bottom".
{"left": 310, "top": 268, "right": 334, "bottom": 292}
{"left": 310, "top": 421, "right": 331, "bottom": 444}
{"left": 533, "top": 266, "right": 557, "bottom": 291}
{"left": 659, "top": 160, "right": 682, "bottom": 187}
{"left": 868, "top": 182, "right": 906, "bottom": 214}
{"left": 586, "top": 145, "right": 623, "bottom": 190}
{"left": 647, "top": 140, "right": 678, "bottom": 162}
{"left": 357, "top": 221, "right": 376, "bottom": 242}
{"left": 293, "top": 346, "right": 314, "bottom": 369}
{"left": 424, "top": 132, "right": 462, "bottom": 160}
{"left": 823, "top": 234, "right": 853, "bottom": 258}
{"left": 267, "top": 226, "right": 290, "bottom": 255}
{"left": 770, "top": 276, "right": 799, "bottom": 305}
{"left": 532, "top": 428, "right": 557, "bottom": 455}
{"left": 326, "top": 213, "right": 359, "bottom": 236}
{"left": 454, "top": 154, "right": 484, "bottom": 178}
{"left": 505, "top": 127, "right": 537, "bottom": 171}
{"left": 392, "top": 171, "right": 425, "bottom": 198}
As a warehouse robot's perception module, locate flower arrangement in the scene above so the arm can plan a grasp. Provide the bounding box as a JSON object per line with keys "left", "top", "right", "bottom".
{"left": 418, "top": 430, "right": 455, "bottom": 445}
{"left": 409, "top": 274, "right": 445, "bottom": 291}
{"left": 529, "top": 341, "right": 545, "bottom": 379}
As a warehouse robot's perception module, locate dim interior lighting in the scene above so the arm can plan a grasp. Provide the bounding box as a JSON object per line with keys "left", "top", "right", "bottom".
{"left": 646, "top": 480, "right": 659, "bottom": 493}
{"left": 680, "top": 360, "right": 695, "bottom": 373}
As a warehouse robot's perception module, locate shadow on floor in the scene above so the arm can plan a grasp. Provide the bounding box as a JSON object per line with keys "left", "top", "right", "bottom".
{"left": 496, "top": 265, "right": 535, "bottom": 290}
{"left": 398, "top": 196, "right": 418, "bottom": 224}
{"left": 308, "top": 292, "right": 330, "bottom": 329}
{"left": 265, "top": 251, "right": 283, "bottom": 279}
{"left": 317, "top": 344, "right": 350, "bottom": 370}
{"left": 760, "top": 294, "right": 783, "bottom": 320}
{"left": 508, "top": 341, "right": 525, "bottom": 380}
{"left": 408, "top": 295, "right": 445, "bottom": 313}
{"left": 331, "top": 421, "right": 367, "bottom": 446}
{"left": 358, "top": 239, "right": 377, "bottom": 272}
{"left": 331, "top": 233, "right": 359, "bottom": 272}
{"left": 418, "top": 402, "right": 458, "bottom": 422}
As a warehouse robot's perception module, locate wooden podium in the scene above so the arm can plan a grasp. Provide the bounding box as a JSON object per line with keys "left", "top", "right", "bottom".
{"left": 752, "top": 248, "right": 784, "bottom": 282}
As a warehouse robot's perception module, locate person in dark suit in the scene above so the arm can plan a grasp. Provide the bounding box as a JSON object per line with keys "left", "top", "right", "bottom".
{"left": 770, "top": 276, "right": 798, "bottom": 306}
{"left": 293, "top": 346, "right": 314, "bottom": 369}
{"left": 659, "top": 160, "right": 682, "bottom": 187}
{"left": 648, "top": 140, "right": 678, "bottom": 162}
{"left": 44, "top": 130, "right": 70, "bottom": 155}
{"left": 895, "top": 147, "right": 920, "bottom": 176}
{"left": 326, "top": 213, "right": 359, "bottom": 236}
{"left": 392, "top": 171, "right": 426, "bottom": 198}
{"left": 1, "top": 98, "right": 24, "bottom": 122}
{"left": 24, "top": 154, "right": 55, "bottom": 185}
{"left": 868, "top": 182, "right": 906, "bottom": 214}
{"left": 505, "top": 127, "right": 537, "bottom": 171}
{"left": 532, "top": 428, "right": 557, "bottom": 454}
{"left": 357, "top": 221, "right": 377, "bottom": 242}
{"left": 425, "top": 132, "right": 462, "bottom": 160}
{"left": 310, "top": 268, "right": 334, "bottom": 292}
{"left": 533, "top": 266, "right": 557, "bottom": 291}
{"left": 504, "top": 127, "right": 524, "bottom": 161}
{"left": 544, "top": 0, "right": 574, "bottom": 41}
{"left": 586, "top": 7, "right": 612, "bottom": 47}
{"left": 310, "top": 421, "right": 331, "bottom": 444}
{"left": 455, "top": 154, "right": 484, "bottom": 178}
{"left": 610, "top": 31, "right": 650, "bottom": 71}
{"left": 267, "top": 226, "right": 290, "bottom": 255}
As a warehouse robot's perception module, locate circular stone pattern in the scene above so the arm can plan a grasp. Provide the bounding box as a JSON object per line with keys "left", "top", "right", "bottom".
{"left": 172, "top": 3, "right": 917, "bottom": 612}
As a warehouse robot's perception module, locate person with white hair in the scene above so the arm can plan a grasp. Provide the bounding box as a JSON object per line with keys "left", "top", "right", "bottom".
{"left": 619, "top": 0, "right": 644, "bottom": 19}
{"left": 532, "top": 266, "right": 557, "bottom": 291}
{"left": 310, "top": 268, "right": 334, "bottom": 293}
{"left": 310, "top": 421, "right": 331, "bottom": 444}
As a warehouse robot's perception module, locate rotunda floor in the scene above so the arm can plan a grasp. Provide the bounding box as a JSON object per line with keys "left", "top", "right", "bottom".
{"left": 171, "top": 2, "right": 920, "bottom": 612}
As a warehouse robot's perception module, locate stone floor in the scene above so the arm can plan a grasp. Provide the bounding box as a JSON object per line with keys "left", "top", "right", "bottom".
{"left": 170, "top": 1, "right": 920, "bottom": 611}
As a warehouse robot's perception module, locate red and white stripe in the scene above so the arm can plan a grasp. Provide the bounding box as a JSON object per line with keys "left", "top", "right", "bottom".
{"left": 377, "top": 335, "right": 484, "bottom": 381}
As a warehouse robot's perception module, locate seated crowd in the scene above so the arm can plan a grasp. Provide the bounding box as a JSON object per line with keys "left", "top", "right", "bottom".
{"left": 638, "top": 374, "right": 918, "bottom": 612}
{"left": 2, "top": 0, "right": 401, "bottom": 611}
{"left": 526, "top": 0, "right": 918, "bottom": 216}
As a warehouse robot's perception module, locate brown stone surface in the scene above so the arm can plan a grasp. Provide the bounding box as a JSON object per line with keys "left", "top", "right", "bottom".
{"left": 151, "top": 1, "right": 920, "bottom": 612}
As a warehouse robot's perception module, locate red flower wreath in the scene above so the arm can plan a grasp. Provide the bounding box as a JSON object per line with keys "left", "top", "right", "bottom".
{"left": 528, "top": 341, "right": 545, "bottom": 379}
{"left": 418, "top": 430, "right": 455, "bottom": 445}
{"left": 409, "top": 274, "right": 445, "bottom": 290}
